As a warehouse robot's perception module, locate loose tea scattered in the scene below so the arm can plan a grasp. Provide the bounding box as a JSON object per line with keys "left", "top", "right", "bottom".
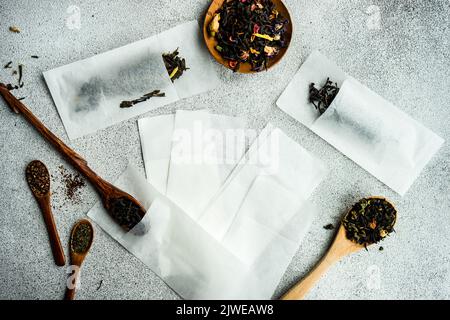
{"left": 59, "top": 165, "right": 86, "bottom": 203}
{"left": 323, "top": 223, "right": 335, "bottom": 230}
{"left": 209, "top": 0, "right": 289, "bottom": 72}
{"left": 309, "top": 78, "right": 340, "bottom": 115}
{"left": 71, "top": 222, "right": 93, "bottom": 254}
{"left": 162, "top": 48, "right": 189, "bottom": 82}
{"left": 120, "top": 90, "right": 165, "bottom": 108}
{"left": 31, "top": 55, "right": 39, "bottom": 59}
{"left": 6, "top": 83, "right": 19, "bottom": 91}
{"left": 107, "top": 197, "right": 145, "bottom": 231}
{"left": 379, "top": 246, "right": 384, "bottom": 251}
{"left": 96, "top": 280, "right": 103, "bottom": 291}
{"left": 18, "top": 64, "right": 24, "bottom": 88}
{"left": 9, "top": 26, "right": 21, "bottom": 33}
{"left": 4, "top": 61, "right": 12, "bottom": 69}
{"left": 26, "top": 160, "right": 50, "bottom": 197}
{"left": 343, "top": 198, "right": 396, "bottom": 247}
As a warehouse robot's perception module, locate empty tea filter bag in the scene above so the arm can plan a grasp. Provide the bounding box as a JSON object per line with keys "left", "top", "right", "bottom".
{"left": 138, "top": 114, "right": 175, "bottom": 194}
{"left": 44, "top": 21, "right": 220, "bottom": 140}
{"left": 166, "top": 110, "right": 247, "bottom": 220}
{"left": 87, "top": 164, "right": 317, "bottom": 299}
{"left": 198, "top": 124, "right": 328, "bottom": 240}
{"left": 277, "top": 51, "right": 444, "bottom": 195}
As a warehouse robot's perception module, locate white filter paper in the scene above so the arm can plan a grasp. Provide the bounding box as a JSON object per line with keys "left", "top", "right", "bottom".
{"left": 44, "top": 21, "right": 220, "bottom": 140}
{"left": 87, "top": 163, "right": 318, "bottom": 300}
{"left": 198, "top": 123, "right": 328, "bottom": 241}
{"left": 167, "top": 110, "right": 247, "bottom": 219}
{"left": 138, "top": 114, "right": 175, "bottom": 194}
{"left": 276, "top": 51, "right": 444, "bottom": 195}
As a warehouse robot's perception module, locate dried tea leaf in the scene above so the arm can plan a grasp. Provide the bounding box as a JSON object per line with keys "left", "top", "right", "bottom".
{"left": 342, "top": 198, "right": 397, "bottom": 246}
{"left": 9, "top": 26, "right": 21, "bottom": 33}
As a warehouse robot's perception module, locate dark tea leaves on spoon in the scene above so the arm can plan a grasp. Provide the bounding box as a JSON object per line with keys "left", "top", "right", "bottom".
{"left": 108, "top": 197, "right": 146, "bottom": 231}
{"left": 71, "top": 222, "right": 93, "bottom": 254}
{"left": 26, "top": 160, "right": 50, "bottom": 197}
{"left": 343, "top": 198, "right": 396, "bottom": 247}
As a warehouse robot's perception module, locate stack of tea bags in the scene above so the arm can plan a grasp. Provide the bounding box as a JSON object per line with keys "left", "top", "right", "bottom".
{"left": 88, "top": 111, "right": 327, "bottom": 299}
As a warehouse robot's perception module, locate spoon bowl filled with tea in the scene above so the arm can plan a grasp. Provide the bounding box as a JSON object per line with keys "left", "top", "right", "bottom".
{"left": 64, "top": 219, "right": 94, "bottom": 300}
{"left": 281, "top": 196, "right": 397, "bottom": 300}
{"left": 26, "top": 160, "right": 66, "bottom": 266}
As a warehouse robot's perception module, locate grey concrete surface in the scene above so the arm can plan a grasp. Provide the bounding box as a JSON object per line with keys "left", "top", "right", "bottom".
{"left": 0, "top": 0, "right": 449, "bottom": 300}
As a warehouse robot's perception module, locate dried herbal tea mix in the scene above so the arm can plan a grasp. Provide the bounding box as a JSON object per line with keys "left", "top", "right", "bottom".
{"left": 26, "top": 160, "right": 50, "bottom": 197}
{"left": 162, "top": 48, "right": 189, "bottom": 82}
{"left": 309, "top": 78, "right": 340, "bottom": 115}
{"left": 343, "top": 198, "right": 396, "bottom": 247}
{"left": 209, "top": 0, "right": 289, "bottom": 71}
{"left": 120, "top": 90, "right": 165, "bottom": 109}
{"left": 58, "top": 165, "right": 86, "bottom": 204}
{"left": 108, "top": 197, "right": 145, "bottom": 231}
{"left": 71, "top": 222, "right": 93, "bottom": 254}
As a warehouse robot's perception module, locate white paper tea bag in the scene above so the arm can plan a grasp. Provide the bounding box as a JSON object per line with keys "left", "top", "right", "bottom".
{"left": 198, "top": 123, "right": 328, "bottom": 240}
{"left": 138, "top": 114, "right": 175, "bottom": 194}
{"left": 166, "top": 110, "right": 247, "bottom": 220}
{"left": 157, "top": 21, "right": 221, "bottom": 99}
{"left": 277, "top": 51, "right": 444, "bottom": 195}
{"left": 87, "top": 164, "right": 317, "bottom": 300}
{"left": 44, "top": 21, "right": 220, "bottom": 140}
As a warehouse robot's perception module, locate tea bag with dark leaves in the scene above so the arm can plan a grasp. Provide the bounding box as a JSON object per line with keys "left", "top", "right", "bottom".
{"left": 277, "top": 51, "right": 444, "bottom": 196}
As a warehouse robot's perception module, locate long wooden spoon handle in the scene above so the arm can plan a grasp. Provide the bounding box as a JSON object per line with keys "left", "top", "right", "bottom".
{"left": 0, "top": 84, "right": 110, "bottom": 194}
{"left": 281, "top": 251, "right": 339, "bottom": 300}
{"left": 39, "top": 197, "right": 66, "bottom": 267}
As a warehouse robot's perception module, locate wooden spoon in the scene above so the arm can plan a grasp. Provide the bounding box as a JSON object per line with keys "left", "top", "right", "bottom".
{"left": 26, "top": 160, "right": 66, "bottom": 266}
{"left": 281, "top": 197, "right": 396, "bottom": 300}
{"left": 281, "top": 225, "right": 363, "bottom": 300}
{"left": 0, "top": 83, "right": 146, "bottom": 232}
{"left": 65, "top": 219, "right": 94, "bottom": 300}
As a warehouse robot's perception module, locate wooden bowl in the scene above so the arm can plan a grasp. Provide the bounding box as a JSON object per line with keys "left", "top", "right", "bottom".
{"left": 203, "top": 0, "right": 293, "bottom": 74}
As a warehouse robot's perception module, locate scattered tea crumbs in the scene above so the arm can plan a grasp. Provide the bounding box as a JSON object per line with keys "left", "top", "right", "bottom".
{"left": 31, "top": 55, "right": 39, "bottom": 59}
{"left": 58, "top": 165, "right": 86, "bottom": 204}
{"left": 96, "top": 280, "right": 103, "bottom": 291}
{"left": 323, "top": 224, "right": 335, "bottom": 230}
{"left": 18, "top": 64, "right": 24, "bottom": 87}
{"left": 4, "top": 61, "right": 12, "bottom": 69}
{"left": 9, "top": 26, "right": 21, "bottom": 33}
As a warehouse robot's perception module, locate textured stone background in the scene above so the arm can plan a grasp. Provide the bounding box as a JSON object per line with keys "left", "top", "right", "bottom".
{"left": 0, "top": 0, "right": 449, "bottom": 300}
